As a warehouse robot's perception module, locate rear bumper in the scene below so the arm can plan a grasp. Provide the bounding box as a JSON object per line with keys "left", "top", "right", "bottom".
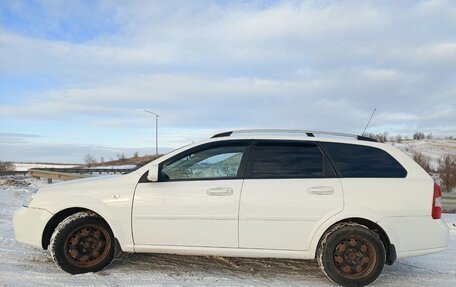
{"left": 378, "top": 216, "right": 449, "bottom": 259}
{"left": 13, "top": 206, "right": 53, "bottom": 249}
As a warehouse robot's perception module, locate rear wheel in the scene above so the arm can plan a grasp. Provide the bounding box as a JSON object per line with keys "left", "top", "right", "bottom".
{"left": 50, "top": 211, "right": 114, "bottom": 274}
{"left": 317, "top": 223, "right": 385, "bottom": 287}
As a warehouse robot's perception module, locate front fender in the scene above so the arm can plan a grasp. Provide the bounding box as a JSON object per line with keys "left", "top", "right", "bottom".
{"left": 30, "top": 173, "right": 139, "bottom": 252}
{"left": 48, "top": 198, "right": 133, "bottom": 251}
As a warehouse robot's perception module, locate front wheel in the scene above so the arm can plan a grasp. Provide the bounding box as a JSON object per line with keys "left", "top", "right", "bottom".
{"left": 317, "top": 223, "right": 386, "bottom": 287}
{"left": 50, "top": 211, "right": 114, "bottom": 274}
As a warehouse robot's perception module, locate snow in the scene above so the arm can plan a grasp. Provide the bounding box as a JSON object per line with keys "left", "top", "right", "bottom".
{"left": 1, "top": 175, "right": 456, "bottom": 286}
{"left": 391, "top": 139, "right": 456, "bottom": 170}
{"left": 14, "top": 163, "right": 80, "bottom": 172}
{"left": 12, "top": 163, "right": 136, "bottom": 171}
{"left": 89, "top": 165, "right": 137, "bottom": 170}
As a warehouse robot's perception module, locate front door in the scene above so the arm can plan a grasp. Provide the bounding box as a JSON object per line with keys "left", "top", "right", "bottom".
{"left": 133, "top": 141, "right": 250, "bottom": 248}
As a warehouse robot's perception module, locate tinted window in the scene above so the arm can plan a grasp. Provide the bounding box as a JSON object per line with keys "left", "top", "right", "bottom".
{"left": 321, "top": 142, "right": 407, "bottom": 178}
{"left": 161, "top": 145, "right": 247, "bottom": 181}
{"left": 251, "top": 142, "right": 331, "bottom": 178}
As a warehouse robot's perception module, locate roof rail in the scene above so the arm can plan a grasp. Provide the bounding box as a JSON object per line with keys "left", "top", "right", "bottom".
{"left": 211, "top": 129, "right": 377, "bottom": 142}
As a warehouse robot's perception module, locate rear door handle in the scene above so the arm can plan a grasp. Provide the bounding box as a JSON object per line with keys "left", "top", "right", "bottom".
{"left": 207, "top": 187, "right": 233, "bottom": 196}
{"left": 307, "top": 186, "right": 335, "bottom": 195}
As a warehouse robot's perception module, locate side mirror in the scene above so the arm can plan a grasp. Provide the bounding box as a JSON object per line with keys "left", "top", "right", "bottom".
{"left": 147, "top": 165, "right": 159, "bottom": 182}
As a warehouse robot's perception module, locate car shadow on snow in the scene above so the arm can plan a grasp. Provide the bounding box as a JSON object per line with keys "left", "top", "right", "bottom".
{"left": 108, "top": 253, "right": 332, "bottom": 285}
{"left": 99, "top": 253, "right": 455, "bottom": 287}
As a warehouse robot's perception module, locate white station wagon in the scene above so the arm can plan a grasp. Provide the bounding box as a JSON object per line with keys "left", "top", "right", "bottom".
{"left": 14, "top": 130, "right": 449, "bottom": 287}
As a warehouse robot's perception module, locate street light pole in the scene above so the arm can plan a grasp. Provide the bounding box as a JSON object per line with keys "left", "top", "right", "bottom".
{"left": 144, "top": 110, "right": 160, "bottom": 156}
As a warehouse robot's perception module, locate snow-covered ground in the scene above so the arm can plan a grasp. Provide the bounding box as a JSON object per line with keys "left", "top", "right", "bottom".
{"left": 391, "top": 139, "right": 456, "bottom": 195}
{"left": 13, "top": 163, "right": 136, "bottom": 171}
{"left": 89, "top": 165, "right": 137, "bottom": 170}
{"left": 14, "top": 163, "right": 80, "bottom": 172}
{"left": 391, "top": 139, "right": 456, "bottom": 170}
{"left": 0, "top": 175, "right": 455, "bottom": 287}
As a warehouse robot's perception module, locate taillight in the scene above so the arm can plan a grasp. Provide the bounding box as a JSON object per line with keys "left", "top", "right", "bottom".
{"left": 432, "top": 182, "right": 442, "bottom": 219}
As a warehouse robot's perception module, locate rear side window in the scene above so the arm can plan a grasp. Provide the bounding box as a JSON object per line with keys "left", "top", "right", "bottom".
{"left": 321, "top": 142, "right": 407, "bottom": 178}
{"left": 250, "top": 142, "right": 334, "bottom": 178}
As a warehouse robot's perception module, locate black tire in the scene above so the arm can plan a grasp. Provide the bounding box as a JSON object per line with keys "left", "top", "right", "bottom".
{"left": 49, "top": 211, "right": 114, "bottom": 274}
{"left": 317, "top": 223, "right": 386, "bottom": 287}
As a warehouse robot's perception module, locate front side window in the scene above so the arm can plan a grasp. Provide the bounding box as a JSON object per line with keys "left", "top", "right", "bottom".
{"left": 160, "top": 144, "right": 247, "bottom": 181}
{"left": 250, "top": 142, "right": 331, "bottom": 178}
{"left": 321, "top": 142, "right": 407, "bottom": 178}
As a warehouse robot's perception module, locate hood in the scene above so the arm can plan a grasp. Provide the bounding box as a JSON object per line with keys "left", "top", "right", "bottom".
{"left": 29, "top": 171, "right": 141, "bottom": 212}
{"left": 37, "top": 174, "right": 124, "bottom": 193}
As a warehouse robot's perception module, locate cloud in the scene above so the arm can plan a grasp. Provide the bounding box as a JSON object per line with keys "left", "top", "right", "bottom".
{"left": 2, "top": 72, "right": 453, "bottom": 136}
{"left": 415, "top": 42, "right": 456, "bottom": 63}
{"left": 361, "top": 68, "right": 404, "bottom": 82}
{"left": 0, "top": 142, "right": 166, "bottom": 163}
{"left": 0, "top": 1, "right": 455, "bottom": 162}
{"left": 0, "top": 132, "right": 41, "bottom": 144}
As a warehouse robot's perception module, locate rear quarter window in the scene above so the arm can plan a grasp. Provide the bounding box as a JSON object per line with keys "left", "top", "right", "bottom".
{"left": 321, "top": 142, "right": 407, "bottom": 178}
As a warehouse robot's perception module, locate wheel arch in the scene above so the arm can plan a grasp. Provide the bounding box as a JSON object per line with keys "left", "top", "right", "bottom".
{"left": 315, "top": 217, "right": 396, "bottom": 265}
{"left": 41, "top": 207, "right": 109, "bottom": 250}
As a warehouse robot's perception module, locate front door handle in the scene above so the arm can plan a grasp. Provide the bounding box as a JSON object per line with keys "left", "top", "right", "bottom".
{"left": 207, "top": 187, "right": 233, "bottom": 196}
{"left": 307, "top": 186, "right": 335, "bottom": 195}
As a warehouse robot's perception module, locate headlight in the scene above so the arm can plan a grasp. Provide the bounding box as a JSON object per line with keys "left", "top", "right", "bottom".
{"left": 23, "top": 190, "right": 38, "bottom": 207}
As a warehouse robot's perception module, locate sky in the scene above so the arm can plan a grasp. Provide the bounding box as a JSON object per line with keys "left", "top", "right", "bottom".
{"left": 0, "top": 0, "right": 455, "bottom": 163}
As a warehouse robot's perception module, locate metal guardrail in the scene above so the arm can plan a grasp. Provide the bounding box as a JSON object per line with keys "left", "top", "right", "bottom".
{"left": 28, "top": 169, "right": 88, "bottom": 183}
{"left": 29, "top": 167, "right": 135, "bottom": 174}
{"left": 27, "top": 168, "right": 135, "bottom": 183}
{"left": 0, "top": 171, "right": 29, "bottom": 176}
{"left": 443, "top": 193, "right": 456, "bottom": 199}
{"left": 1, "top": 168, "right": 135, "bottom": 183}
{"left": 0, "top": 168, "right": 134, "bottom": 176}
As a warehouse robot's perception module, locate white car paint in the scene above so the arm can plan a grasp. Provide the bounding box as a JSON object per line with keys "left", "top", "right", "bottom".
{"left": 239, "top": 178, "right": 343, "bottom": 251}
{"left": 133, "top": 179, "right": 243, "bottom": 247}
{"left": 13, "top": 132, "right": 449, "bottom": 263}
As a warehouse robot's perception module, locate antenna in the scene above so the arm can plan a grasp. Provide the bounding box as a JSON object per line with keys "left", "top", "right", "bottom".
{"left": 182, "top": 136, "right": 195, "bottom": 143}
{"left": 362, "top": 108, "right": 376, "bottom": 136}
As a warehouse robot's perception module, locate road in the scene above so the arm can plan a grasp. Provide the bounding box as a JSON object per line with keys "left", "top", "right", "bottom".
{"left": 443, "top": 193, "right": 456, "bottom": 211}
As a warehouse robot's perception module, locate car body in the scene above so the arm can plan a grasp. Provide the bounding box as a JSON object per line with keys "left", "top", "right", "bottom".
{"left": 14, "top": 130, "right": 449, "bottom": 286}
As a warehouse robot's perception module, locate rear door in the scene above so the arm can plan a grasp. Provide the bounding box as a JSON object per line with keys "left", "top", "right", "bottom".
{"left": 239, "top": 140, "right": 343, "bottom": 251}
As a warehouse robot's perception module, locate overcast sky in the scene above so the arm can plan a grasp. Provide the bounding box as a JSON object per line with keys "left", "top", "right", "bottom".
{"left": 1, "top": 0, "right": 455, "bottom": 163}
